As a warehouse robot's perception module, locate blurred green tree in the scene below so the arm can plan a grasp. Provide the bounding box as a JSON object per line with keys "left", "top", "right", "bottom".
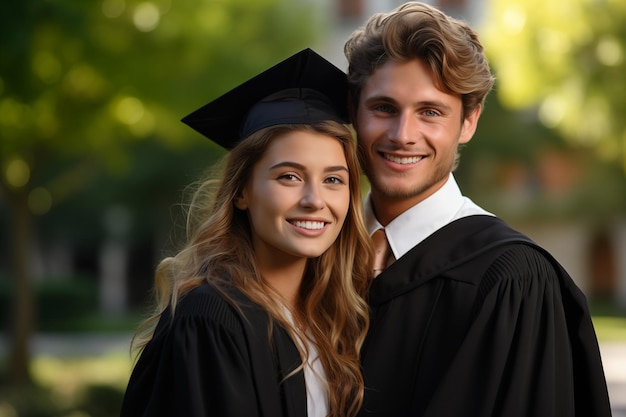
{"left": 482, "top": 0, "right": 626, "bottom": 172}
{"left": 0, "top": 0, "right": 317, "bottom": 386}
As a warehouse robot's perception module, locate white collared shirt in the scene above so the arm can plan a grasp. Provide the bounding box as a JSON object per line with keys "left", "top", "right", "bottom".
{"left": 281, "top": 306, "right": 329, "bottom": 417}
{"left": 365, "top": 173, "right": 493, "bottom": 260}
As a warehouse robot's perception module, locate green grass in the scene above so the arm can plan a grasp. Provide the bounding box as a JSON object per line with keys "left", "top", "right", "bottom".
{"left": 0, "top": 354, "right": 132, "bottom": 417}
{"left": 592, "top": 316, "right": 626, "bottom": 342}
{"left": 33, "top": 353, "right": 132, "bottom": 393}
{"left": 590, "top": 298, "right": 626, "bottom": 343}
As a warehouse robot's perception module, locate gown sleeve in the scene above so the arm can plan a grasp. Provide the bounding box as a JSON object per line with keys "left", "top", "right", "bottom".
{"left": 422, "top": 244, "right": 611, "bottom": 417}
{"left": 120, "top": 288, "right": 262, "bottom": 417}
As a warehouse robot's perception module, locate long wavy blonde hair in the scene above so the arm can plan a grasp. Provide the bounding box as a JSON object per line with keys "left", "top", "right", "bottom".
{"left": 132, "top": 120, "right": 373, "bottom": 417}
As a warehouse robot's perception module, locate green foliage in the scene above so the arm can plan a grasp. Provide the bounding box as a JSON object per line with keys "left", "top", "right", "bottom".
{"left": 36, "top": 279, "right": 97, "bottom": 329}
{"left": 0, "top": 0, "right": 318, "bottom": 205}
{"left": 483, "top": 0, "right": 626, "bottom": 171}
{"left": 0, "top": 277, "right": 102, "bottom": 331}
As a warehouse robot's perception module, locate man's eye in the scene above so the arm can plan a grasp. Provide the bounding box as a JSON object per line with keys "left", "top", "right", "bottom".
{"left": 374, "top": 104, "right": 395, "bottom": 113}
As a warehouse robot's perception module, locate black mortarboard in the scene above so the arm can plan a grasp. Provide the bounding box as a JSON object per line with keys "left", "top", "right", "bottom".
{"left": 181, "top": 48, "right": 349, "bottom": 149}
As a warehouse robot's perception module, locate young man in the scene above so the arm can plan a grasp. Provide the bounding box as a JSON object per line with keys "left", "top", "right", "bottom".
{"left": 344, "top": 2, "right": 612, "bottom": 416}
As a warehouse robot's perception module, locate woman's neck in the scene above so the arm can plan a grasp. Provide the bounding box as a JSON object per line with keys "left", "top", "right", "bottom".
{"left": 258, "top": 259, "right": 307, "bottom": 310}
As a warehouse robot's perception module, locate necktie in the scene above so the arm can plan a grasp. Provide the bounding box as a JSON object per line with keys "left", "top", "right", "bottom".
{"left": 372, "top": 229, "right": 392, "bottom": 277}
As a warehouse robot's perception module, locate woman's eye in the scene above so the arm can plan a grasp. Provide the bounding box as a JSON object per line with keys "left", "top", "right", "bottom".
{"left": 278, "top": 173, "right": 300, "bottom": 182}
{"left": 325, "top": 176, "right": 346, "bottom": 185}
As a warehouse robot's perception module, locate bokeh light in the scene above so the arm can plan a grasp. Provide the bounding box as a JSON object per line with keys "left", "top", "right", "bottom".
{"left": 5, "top": 158, "right": 30, "bottom": 189}
{"left": 133, "top": 2, "right": 160, "bottom": 32}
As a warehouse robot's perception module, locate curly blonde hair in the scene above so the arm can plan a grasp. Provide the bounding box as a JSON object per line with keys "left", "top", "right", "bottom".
{"left": 344, "top": 1, "right": 495, "bottom": 120}
{"left": 132, "top": 121, "right": 373, "bottom": 417}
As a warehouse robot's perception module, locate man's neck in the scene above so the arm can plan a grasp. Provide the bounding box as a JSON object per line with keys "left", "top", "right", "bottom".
{"left": 370, "top": 178, "right": 448, "bottom": 227}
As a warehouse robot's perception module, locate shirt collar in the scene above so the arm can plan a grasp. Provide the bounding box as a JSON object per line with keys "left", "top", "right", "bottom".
{"left": 365, "top": 173, "right": 467, "bottom": 259}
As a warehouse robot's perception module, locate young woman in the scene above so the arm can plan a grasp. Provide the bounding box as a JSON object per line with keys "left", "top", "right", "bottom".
{"left": 119, "top": 49, "right": 373, "bottom": 417}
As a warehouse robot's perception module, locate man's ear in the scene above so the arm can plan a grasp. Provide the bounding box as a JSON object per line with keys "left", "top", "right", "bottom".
{"left": 459, "top": 104, "right": 482, "bottom": 145}
{"left": 348, "top": 92, "right": 359, "bottom": 127}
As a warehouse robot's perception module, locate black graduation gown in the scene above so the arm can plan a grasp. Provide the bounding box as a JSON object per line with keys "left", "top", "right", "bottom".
{"left": 120, "top": 283, "right": 307, "bottom": 417}
{"left": 360, "top": 215, "right": 612, "bottom": 417}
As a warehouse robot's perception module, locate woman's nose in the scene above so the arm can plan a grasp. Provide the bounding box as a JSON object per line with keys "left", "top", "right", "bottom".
{"left": 299, "top": 183, "right": 325, "bottom": 209}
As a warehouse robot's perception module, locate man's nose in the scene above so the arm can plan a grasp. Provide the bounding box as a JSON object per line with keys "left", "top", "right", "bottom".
{"left": 390, "top": 112, "right": 418, "bottom": 145}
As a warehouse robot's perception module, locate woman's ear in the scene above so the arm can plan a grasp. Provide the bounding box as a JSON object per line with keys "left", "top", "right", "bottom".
{"left": 234, "top": 193, "right": 248, "bottom": 210}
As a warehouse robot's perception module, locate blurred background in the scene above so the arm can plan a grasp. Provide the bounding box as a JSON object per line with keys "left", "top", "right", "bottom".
{"left": 1, "top": 0, "right": 625, "bottom": 415}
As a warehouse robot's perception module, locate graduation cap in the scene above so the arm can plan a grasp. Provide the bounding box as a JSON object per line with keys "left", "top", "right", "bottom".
{"left": 181, "top": 48, "right": 349, "bottom": 149}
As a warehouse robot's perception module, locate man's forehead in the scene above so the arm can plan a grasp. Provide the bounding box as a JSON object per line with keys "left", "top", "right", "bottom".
{"left": 361, "top": 58, "right": 461, "bottom": 106}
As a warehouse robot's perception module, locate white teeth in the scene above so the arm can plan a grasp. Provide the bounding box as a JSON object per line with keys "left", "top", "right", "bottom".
{"left": 383, "top": 154, "right": 422, "bottom": 164}
{"left": 292, "top": 220, "right": 325, "bottom": 230}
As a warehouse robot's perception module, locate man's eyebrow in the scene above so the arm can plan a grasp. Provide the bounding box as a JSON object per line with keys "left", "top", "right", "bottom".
{"left": 363, "top": 94, "right": 397, "bottom": 105}
{"left": 364, "top": 95, "right": 453, "bottom": 112}
{"left": 419, "top": 100, "right": 453, "bottom": 112}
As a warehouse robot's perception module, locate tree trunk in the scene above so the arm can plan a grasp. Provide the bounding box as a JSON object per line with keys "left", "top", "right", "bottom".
{"left": 7, "top": 189, "right": 35, "bottom": 386}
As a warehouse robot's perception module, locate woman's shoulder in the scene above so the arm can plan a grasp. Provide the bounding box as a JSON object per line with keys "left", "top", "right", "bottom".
{"left": 173, "top": 282, "right": 266, "bottom": 331}
{"left": 169, "top": 283, "right": 243, "bottom": 331}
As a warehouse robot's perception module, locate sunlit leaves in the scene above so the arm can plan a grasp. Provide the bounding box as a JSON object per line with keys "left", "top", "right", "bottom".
{"left": 0, "top": 0, "right": 317, "bottom": 215}
{"left": 483, "top": 0, "right": 626, "bottom": 171}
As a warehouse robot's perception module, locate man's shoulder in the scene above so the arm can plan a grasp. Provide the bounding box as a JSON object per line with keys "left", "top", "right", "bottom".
{"left": 438, "top": 215, "right": 559, "bottom": 263}
{"left": 429, "top": 215, "right": 569, "bottom": 285}
{"left": 439, "top": 214, "right": 526, "bottom": 241}
{"left": 369, "top": 216, "right": 537, "bottom": 304}
{"left": 422, "top": 215, "right": 536, "bottom": 263}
